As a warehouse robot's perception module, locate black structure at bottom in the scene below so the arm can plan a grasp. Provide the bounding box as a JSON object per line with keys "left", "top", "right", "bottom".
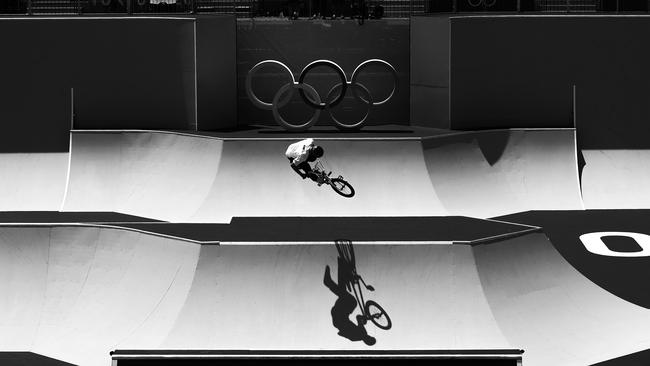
{"left": 110, "top": 350, "right": 524, "bottom": 366}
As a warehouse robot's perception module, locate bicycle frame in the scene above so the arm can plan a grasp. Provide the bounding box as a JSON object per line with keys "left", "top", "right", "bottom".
{"left": 350, "top": 274, "right": 369, "bottom": 319}
{"left": 314, "top": 161, "right": 328, "bottom": 174}
{"left": 335, "top": 240, "right": 368, "bottom": 317}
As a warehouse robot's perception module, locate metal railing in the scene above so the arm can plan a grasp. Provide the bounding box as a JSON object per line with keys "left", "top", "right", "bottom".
{"left": 2, "top": 0, "right": 648, "bottom": 17}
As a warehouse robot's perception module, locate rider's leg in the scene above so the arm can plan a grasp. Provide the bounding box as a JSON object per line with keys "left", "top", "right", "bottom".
{"left": 289, "top": 158, "right": 308, "bottom": 179}
{"left": 297, "top": 161, "right": 319, "bottom": 182}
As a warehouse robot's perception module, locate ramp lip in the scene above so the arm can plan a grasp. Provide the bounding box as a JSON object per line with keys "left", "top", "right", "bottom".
{"left": 466, "top": 227, "right": 541, "bottom": 245}
{"left": 0, "top": 215, "right": 536, "bottom": 245}
{"left": 0, "top": 222, "right": 216, "bottom": 245}
{"left": 483, "top": 217, "right": 541, "bottom": 230}
{"left": 70, "top": 129, "right": 423, "bottom": 141}
{"left": 420, "top": 127, "right": 576, "bottom": 141}
{"left": 218, "top": 240, "right": 455, "bottom": 245}
{"left": 0, "top": 223, "right": 451, "bottom": 246}
{"left": 0, "top": 222, "right": 533, "bottom": 246}
{"left": 110, "top": 349, "right": 525, "bottom": 359}
{"left": 59, "top": 136, "right": 74, "bottom": 212}
{"left": 71, "top": 127, "right": 577, "bottom": 142}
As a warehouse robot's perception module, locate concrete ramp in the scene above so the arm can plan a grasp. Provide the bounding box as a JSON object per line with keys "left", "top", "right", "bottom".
{"left": 581, "top": 150, "right": 650, "bottom": 209}
{"left": 61, "top": 132, "right": 223, "bottom": 222}
{"left": 475, "top": 232, "right": 650, "bottom": 366}
{"left": 62, "top": 131, "right": 448, "bottom": 222}
{"left": 422, "top": 129, "right": 584, "bottom": 218}
{"left": 159, "top": 243, "right": 509, "bottom": 350}
{"left": 2, "top": 223, "right": 649, "bottom": 366}
{"left": 0, "top": 153, "right": 68, "bottom": 211}
{"left": 0, "top": 226, "right": 199, "bottom": 366}
{"left": 62, "top": 129, "right": 585, "bottom": 222}
{"left": 189, "top": 138, "right": 447, "bottom": 222}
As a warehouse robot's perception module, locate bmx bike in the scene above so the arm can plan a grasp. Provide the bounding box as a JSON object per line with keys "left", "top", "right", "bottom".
{"left": 335, "top": 240, "right": 392, "bottom": 330}
{"left": 310, "top": 162, "right": 355, "bottom": 198}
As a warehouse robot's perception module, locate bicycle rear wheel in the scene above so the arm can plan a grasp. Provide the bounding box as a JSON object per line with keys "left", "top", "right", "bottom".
{"left": 364, "top": 300, "right": 392, "bottom": 330}
{"left": 330, "top": 178, "right": 355, "bottom": 198}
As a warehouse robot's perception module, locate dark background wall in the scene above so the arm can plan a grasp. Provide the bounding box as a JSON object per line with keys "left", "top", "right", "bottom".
{"left": 0, "top": 18, "right": 195, "bottom": 152}
{"left": 0, "top": 16, "right": 236, "bottom": 152}
{"left": 448, "top": 15, "right": 650, "bottom": 146}
{"left": 410, "top": 15, "right": 449, "bottom": 129}
{"left": 237, "top": 19, "right": 409, "bottom": 128}
{"left": 196, "top": 15, "right": 237, "bottom": 131}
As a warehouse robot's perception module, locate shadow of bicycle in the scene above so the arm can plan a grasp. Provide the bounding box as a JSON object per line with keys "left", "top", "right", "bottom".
{"left": 323, "top": 240, "right": 391, "bottom": 345}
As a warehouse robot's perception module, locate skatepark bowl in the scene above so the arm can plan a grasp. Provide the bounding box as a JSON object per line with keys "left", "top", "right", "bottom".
{"left": 3, "top": 12, "right": 650, "bottom": 366}
{"left": 0, "top": 125, "right": 649, "bottom": 366}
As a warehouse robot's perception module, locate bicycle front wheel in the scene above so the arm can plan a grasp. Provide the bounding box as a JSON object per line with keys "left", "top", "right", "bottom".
{"left": 330, "top": 178, "right": 355, "bottom": 198}
{"left": 364, "top": 300, "right": 392, "bottom": 330}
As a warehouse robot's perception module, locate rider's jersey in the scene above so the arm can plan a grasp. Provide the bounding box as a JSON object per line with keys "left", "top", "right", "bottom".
{"left": 285, "top": 138, "right": 314, "bottom": 166}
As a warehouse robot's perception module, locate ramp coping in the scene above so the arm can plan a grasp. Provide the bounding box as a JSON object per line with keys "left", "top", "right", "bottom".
{"left": 0, "top": 221, "right": 538, "bottom": 246}
{"left": 110, "top": 349, "right": 525, "bottom": 359}
{"left": 70, "top": 128, "right": 576, "bottom": 142}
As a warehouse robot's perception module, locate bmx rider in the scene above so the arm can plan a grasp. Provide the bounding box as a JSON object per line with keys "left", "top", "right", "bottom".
{"left": 285, "top": 138, "right": 325, "bottom": 185}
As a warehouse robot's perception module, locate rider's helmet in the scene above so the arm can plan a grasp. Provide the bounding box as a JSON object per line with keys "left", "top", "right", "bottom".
{"left": 312, "top": 145, "right": 324, "bottom": 159}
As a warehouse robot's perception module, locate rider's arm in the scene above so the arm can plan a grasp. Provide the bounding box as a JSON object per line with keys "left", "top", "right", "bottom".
{"left": 290, "top": 162, "right": 307, "bottom": 179}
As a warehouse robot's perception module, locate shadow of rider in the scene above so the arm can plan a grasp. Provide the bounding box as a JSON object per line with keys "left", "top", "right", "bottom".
{"left": 323, "top": 257, "right": 376, "bottom": 345}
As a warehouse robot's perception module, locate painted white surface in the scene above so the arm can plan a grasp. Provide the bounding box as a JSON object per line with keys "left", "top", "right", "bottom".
{"left": 62, "top": 129, "right": 586, "bottom": 222}
{"left": 474, "top": 233, "right": 650, "bottom": 366}
{"left": 62, "top": 132, "right": 222, "bottom": 221}
{"left": 189, "top": 139, "right": 447, "bottom": 222}
{"left": 2, "top": 227, "right": 649, "bottom": 365}
{"left": 581, "top": 149, "right": 650, "bottom": 208}
{"left": 0, "top": 226, "right": 200, "bottom": 366}
{"left": 423, "top": 130, "right": 584, "bottom": 217}
{"left": 63, "top": 132, "right": 447, "bottom": 222}
{"left": 0, "top": 153, "right": 68, "bottom": 210}
{"left": 162, "top": 244, "right": 508, "bottom": 350}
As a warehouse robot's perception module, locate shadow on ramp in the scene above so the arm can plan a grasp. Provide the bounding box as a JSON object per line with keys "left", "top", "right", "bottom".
{"left": 422, "top": 130, "right": 510, "bottom": 166}
{"left": 0, "top": 352, "right": 76, "bottom": 366}
{"left": 323, "top": 240, "right": 391, "bottom": 345}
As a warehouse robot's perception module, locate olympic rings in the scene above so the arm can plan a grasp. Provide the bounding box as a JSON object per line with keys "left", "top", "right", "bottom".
{"left": 350, "top": 59, "right": 398, "bottom": 106}
{"left": 326, "top": 83, "right": 373, "bottom": 131}
{"left": 245, "top": 59, "right": 398, "bottom": 132}
{"left": 272, "top": 83, "right": 322, "bottom": 131}
{"left": 298, "top": 60, "right": 348, "bottom": 109}
{"left": 245, "top": 60, "right": 295, "bottom": 110}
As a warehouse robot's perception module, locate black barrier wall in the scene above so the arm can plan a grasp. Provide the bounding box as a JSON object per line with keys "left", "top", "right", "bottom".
{"left": 0, "top": 18, "right": 195, "bottom": 152}
{"left": 410, "top": 16, "right": 449, "bottom": 129}
{"left": 0, "top": 16, "right": 237, "bottom": 152}
{"left": 448, "top": 15, "right": 650, "bottom": 136}
{"left": 196, "top": 15, "right": 237, "bottom": 131}
{"left": 237, "top": 19, "right": 409, "bottom": 128}
{"left": 412, "top": 14, "right": 650, "bottom": 140}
